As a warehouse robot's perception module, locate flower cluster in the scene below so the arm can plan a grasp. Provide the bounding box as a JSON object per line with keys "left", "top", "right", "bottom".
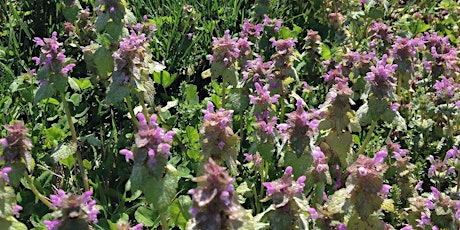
{"left": 0, "top": 121, "right": 32, "bottom": 164}
{"left": 262, "top": 166, "right": 306, "bottom": 208}
{"left": 365, "top": 54, "right": 398, "bottom": 99}
{"left": 432, "top": 76, "right": 459, "bottom": 101}
{"left": 346, "top": 153, "right": 388, "bottom": 218}
{"left": 119, "top": 113, "right": 175, "bottom": 164}
{"left": 249, "top": 82, "right": 280, "bottom": 109}
{"left": 278, "top": 99, "right": 321, "bottom": 155}
{"left": 242, "top": 55, "right": 273, "bottom": 82}
{"left": 241, "top": 19, "right": 263, "bottom": 38}
{"left": 368, "top": 21, "right": 393, "bottom": 42}
{"left": 32, "top": 32, "right": 75, "bottom": 80}
{"left": 207, "top": 30, "right": 252, "bottom": 67}
{"left": 0, "top": 167, "right": 12, "bottom": 183}
{"left": 112, "top": 30, "right": 150, "bottom": 83}
{"left": 188, "top": 158, "right": 248, "bottom": 229}
{"left": 200, "top": 102, "right": 239, "bottom": 169}
{"left": 414, "top": 187, "right": 460, "bottom": 229}
{"left": 44, "top": 190, "right": 98, "bottom": 230}
{"left": 254, "top": 111, "right": 278, "bottom": 138}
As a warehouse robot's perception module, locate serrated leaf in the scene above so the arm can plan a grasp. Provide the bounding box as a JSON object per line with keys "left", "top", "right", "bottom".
{"left": 325, "top": 131, "right": 353, "bottom": 167}
{"left": 169, "top": 195, "right": 192, "bottom": 230}
{"left": 7, "top": 162, "right": 27, "bottom": 188}
{"left": 105, "top": 83, "right": 130, "bottom": 104}
{"left": 68, "top": 77, "right": 81, "bottom": 92}
{"left": 381, "top": 199, "right": 394, "bottom": 212}
{"left": 35, "top": 83, "right": 56, "bottom": 103}
{"left": 326, "top": 188, "right": 350, "bottom": 214}
{"left": 347, "top": 213, "right": 384, "bottom": 230}
{"left": 143, "top": 172, "right": 179, "bottom": 213}
{"left": 51, "top": 143, "right": 77, "bottom": 162}
{"left": 0, "top": 185, "right": 15, "bottom": 218}
{"left": 134, "top": 206, "right": 157, "bottom": 227}
{"left": 320, "top": 43, "right": 331, "bottom": 60}
{"left": 94, "top": 47, "right": 114, "bottom": 78}
{"left": 129, "top": 165, "right": 148, "bottom": 192}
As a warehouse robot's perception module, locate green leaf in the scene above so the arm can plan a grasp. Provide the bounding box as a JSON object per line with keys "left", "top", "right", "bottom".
{"left": 143, "top": 172, "right": 179, "bottom": 213}
{"left": 35, "top": 83, "right": 56, "bottom": 103}
{"left": 325, "top": 131, "right": 353, "bottom": 167}
{"left": 184, "top": 84, "right": 199, "bottom": 106}
{"left": 129, "top": 165, "right": 148, "bottom": 192}
{"left": 0, "top": 216, "right": 27, "bottom": 230}
{"left": 0, "top": 185, "right": 16, "bottom": 218}
{"left": 76, "top": 79, "right": 93, "bottom": 90}
{"left": 320, "top": 43, "right": 331, "bottom": 60}
{"left": 153, "top": 71, "right": 177, "bottom": 88}
{"left": 169, "top": 195, "right": 192, "bottom": 230}
{"left": 284, "top": 151, "right": 311, "bottom": 179}
{"left": 105, "top": 83, "right": 130, "bottom": 104}
{"left": 69, "top": 93, "right": 82, "bottom": 106}
{"left": 7, "top": 162, "right": 27, "bottom": 188}
{"left": 68, "top": 77, "right": 81, "bottom": 92}
{"left": 351, "top": 191, "right": 383, "bottom": 218}
{"left": 51, "top": 143, "right": 77, "bottom": 168}
{"left": 94, "top": 47, "right": 114, "bottom": 78}
{"left": 326, "top": 188, "right": 350, "bottom": 215}
{"left": 134, "top": 206, "right": 157, "bottom": 227}
{"left": 347, "top": 212, "right": 384, "bottom": 230}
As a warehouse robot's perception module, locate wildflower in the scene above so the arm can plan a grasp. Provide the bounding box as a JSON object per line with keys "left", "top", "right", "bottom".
{"left": 12, "top": 205, "right": 22, "bottom": 218}
{"left": 254, "top": 111, "right": 278, "bottom": 137}
{"left": 207, "top": 30, "right": 239, "bottom": 67}
{"left": 0, "top": 167, "right": 12, "bottom": 183}
{"left": 263, "top": 15, "right": 282, "bottom": 32}
{"left": 200, "top": 102, "right": 239, "bottom": 171}
{"left": 45, "top": 190, "right": 99, "bottom": 230}
{"left": 188, "top": 158, "right": 248, "bottom": 229}
{"left": 241, "top": 19, "right": 263, "bottom": 37}
{"left": 432, "top": 76, "right": 459, "bottom": 100}
{"left": 1, "top": 121, "right": 32, "bottom": 164}
{"left": 262, "top": 166, "right": 306, "bottom": 208}
{"left": 119, "top": 113, "right": 175, "bottom": 165}
{"left": 368, "top": 21, "right": 393, "bottom": 42}
{"left": 243, "top": 152, "right": 262, "bottom": 167}
{"left": 365, "top": 54, "right": 398, "bottom": 99}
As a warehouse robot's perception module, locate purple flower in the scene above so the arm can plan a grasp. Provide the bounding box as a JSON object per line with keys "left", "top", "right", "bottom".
{"left": 255, "top": 111, "right": 278, "bottom": 137}
{"left": 380, "top": 184, "right": 392, "bottom": 196}
{"left": 416, "top": 212, "right": 431, "bottom": 228}
{"left": 241, "top": 19, "right": 264, "bottom": 37}
{"left": 119, "top": 149, "right": 134, "bottom": 162}
{"left": 365, "top": 54, "right": 398, "bottom": 99}
{"left": 400, "top": 225, "right": 413, "bottom": 230}
{"left": 134, "top": 113, "right": 175, "bottom": 160}
{"left": 44, "top": 219, "right": 62, "bottom": 230}
{"left": 243, "top": 152, "right": 262, "bottom": 167}
{"left": 249, "top": 82, "right": 280, "bottom": 106}
{"left": 207, "top": 30, "right": 239, "bottom": 66}
{"left": 432, "top": 76, "right": 459, "bottom": 100}
{"left": 0, "top": 167, "right": 12, "bottom": 183}
{"left": 1, "top": 121, "right": 32, "bottom": 164}
{"left": 33, "top": 32, "right": 74, "bottom": 77}
{"left": 12, "top": 205, "right": 22, "bottom": 218}
{"left": 262, "top": 166, "right": 306, "bottom": 200}
{"left": 202, "top": 102, "right": 234, "bottom": 130}
{"left": 47, "top": 189, "right": 99, "bottom": 225}
{"left": 373, "top": 150, "right": 388, "bottom": 164}
{"left": 308, "top": 208, "right": 319, "bottom": 220}
{"left": 369, "top": 21, "right": 393, "bottom": 42}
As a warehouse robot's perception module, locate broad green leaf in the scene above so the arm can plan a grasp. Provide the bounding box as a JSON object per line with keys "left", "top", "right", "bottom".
{"left": 35, "top": 83, "right": 56, "bottom": 103}
{"left": 169, "top": 195, "right": 192, "bottom": 230}
{"left": 69, "top": 93, "right": 82, "bottom": 106}
{"left": 325, "top": 131, "right": 353, "bottom": 167}
{"left": 129, "top": 165, "right": 148, "bottom": 192}
{"left": 7, "top": 162, "right": 27, "bottom": 188}
{"left": 51, "top": 142, "right": 77, "bottom": 164}
{"left": 320, "top": 43, "right": 331, "bottom": 60}
{"left": 105, "top": 83, "right": 130, "bottom": 104}
{"left": 94, "top": 47, "right": 114, "bottom": 78}
{"left": 134, "top": 206, "right": 157, "bottom": 227}
{"left": 143, "top": 172, "right": 179, "bottom": 213}
{"left": 0, "top": 185, "right": 15, "bottom": 217}
{"left": 68, "top": 77, "right": 81, "bottom": 92}
{"left": 0, "top": 216, "right": 27, "bottom": 230}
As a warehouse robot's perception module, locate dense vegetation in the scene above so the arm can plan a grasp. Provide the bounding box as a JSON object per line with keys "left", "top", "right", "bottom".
{"left": 1, "top": 0, "right": 460, "bottom": 229}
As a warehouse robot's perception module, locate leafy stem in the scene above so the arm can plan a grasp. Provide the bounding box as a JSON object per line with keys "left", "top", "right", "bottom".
{"left": 357, "top": 121, "right": 377, "bottom": 156}
{"left": 60, "top": 92, "right": 90, "bottom": 191}
{"left": 160, "top": 213, "right": 168, "bottom": 230}
{"left": 125, "top": 96, "right": 139, "bottom": 127}
{"left": 25, "top": 173, "right": 56, "bottom": 210}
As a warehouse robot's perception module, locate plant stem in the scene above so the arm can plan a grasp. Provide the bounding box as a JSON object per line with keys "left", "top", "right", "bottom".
{"left": 60, "top": 92, "right": 90, "bottom": 191}
{"left": 280, "top": 94, "right": 286, "bottom": 123}
{"left": 222, "top": 80, "right": 226, "bottom": 108}
{"left": 137, "top": 93, "right": 149, "bottom": 119}
{"left": 125, "top": 96, "right": 139, "bottom": 127}
{"left": 357, "top": 121, "right": 377, "bottom": 156}
{"left": 25, "top": 174, "right": 56, "bottom": 210}
{"left": 160, "top": 213, "right": 168, "bottom": 230}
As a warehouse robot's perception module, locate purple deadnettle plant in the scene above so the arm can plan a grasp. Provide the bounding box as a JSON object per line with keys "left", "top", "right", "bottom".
{"left": 44, "top": 190, "right": 98, "bottom": 230}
